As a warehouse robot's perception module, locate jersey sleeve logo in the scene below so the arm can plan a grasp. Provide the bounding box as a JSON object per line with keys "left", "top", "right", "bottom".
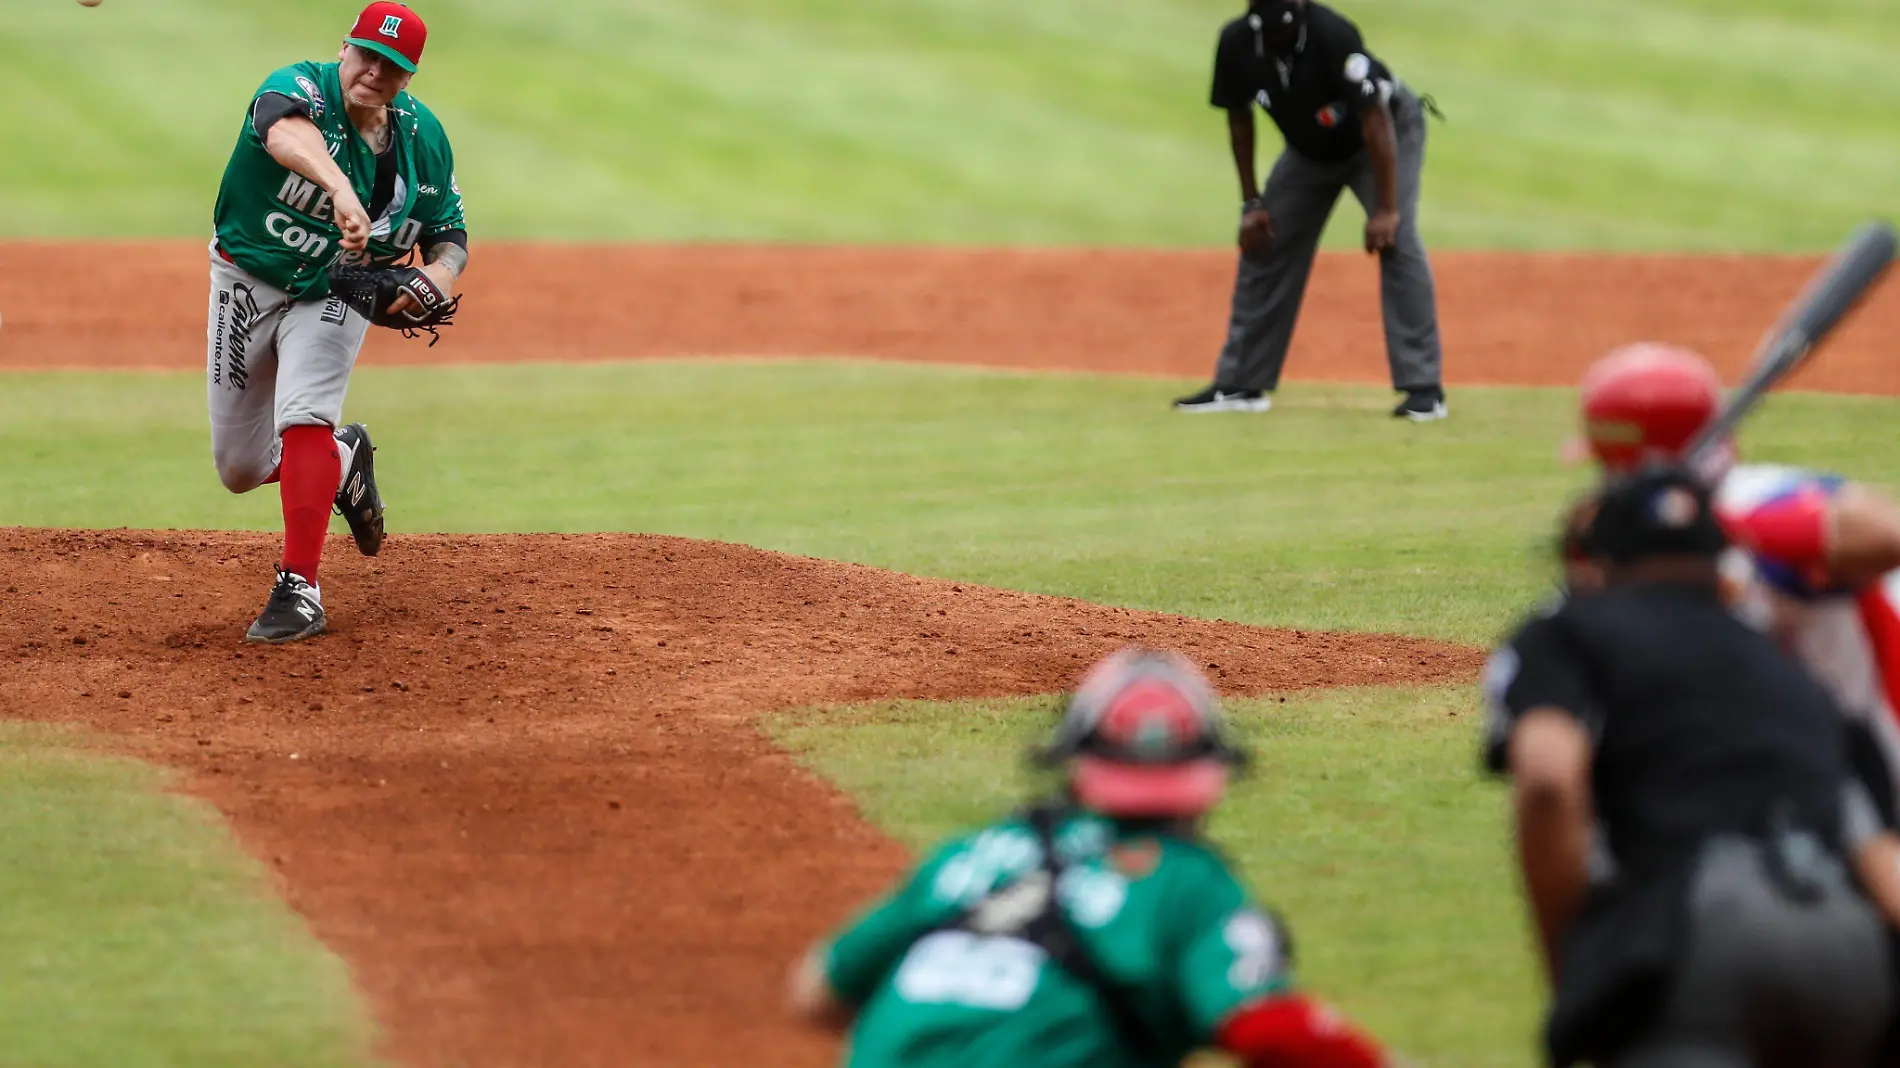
{"left": 380, "top": 14, "right": 404, "bottom": 37}
{"left": 1652, "top": 485, "right": 1701, "bottom": 529}
{"left": 1222, "top": 910, "right": 1283, "bottom": 988}
{"left": 294, "top": 76, "right": 325, "bottom": 119}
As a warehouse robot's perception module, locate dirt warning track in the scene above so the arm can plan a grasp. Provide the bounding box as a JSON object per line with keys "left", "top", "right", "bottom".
{"left": 1, "top": 528, "right": 1481, "bottom": 1068}
{"left": 2, "top": 242, "right": 1896, "bottom": 393}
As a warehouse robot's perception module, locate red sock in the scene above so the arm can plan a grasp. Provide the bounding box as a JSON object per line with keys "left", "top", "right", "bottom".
{"left": 278, "top": 425, "right": 340, "bottom": 583}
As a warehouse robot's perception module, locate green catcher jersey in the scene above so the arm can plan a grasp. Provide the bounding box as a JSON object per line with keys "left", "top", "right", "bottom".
{"left": 212, "top": 61, "right": 466, "bottom": 299}
{"left": 821, "top": 809, "right": 1294, "bottom": 1068}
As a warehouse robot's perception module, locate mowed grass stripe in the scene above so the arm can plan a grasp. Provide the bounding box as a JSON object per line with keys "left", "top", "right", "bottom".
{"left": 3, "top": 0, "right": 1897, "bottom": 249}
{"left": 7, "top": 361, "right": 1898, "bottom": 645}
{"left": 0, "top": 726, "right": 377, "bottom": 1068}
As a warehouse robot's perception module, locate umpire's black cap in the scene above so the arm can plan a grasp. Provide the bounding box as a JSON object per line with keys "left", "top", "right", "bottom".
{"left": 1583, "top": 463, "right": 1729, "bottom": 565}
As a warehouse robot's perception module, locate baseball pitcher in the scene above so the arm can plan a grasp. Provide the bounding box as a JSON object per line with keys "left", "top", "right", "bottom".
{"left": 207, "top": 1, "right": 467, "bottom": 643}
{"left": 787, "top": 648, "right": 1395, "bottom": 1068}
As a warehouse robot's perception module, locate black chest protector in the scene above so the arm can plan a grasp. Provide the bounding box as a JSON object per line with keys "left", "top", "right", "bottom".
{"left": 937, "top": 803, "right": 1163, "bottom": 1063}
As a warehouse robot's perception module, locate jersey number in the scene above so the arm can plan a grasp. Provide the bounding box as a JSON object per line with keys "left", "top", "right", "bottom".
{"left": 392, "top": 218, "right": 424, "bottom": 252}
{"left": 893, "top": 931, "right": 1045, "bottom": 1011}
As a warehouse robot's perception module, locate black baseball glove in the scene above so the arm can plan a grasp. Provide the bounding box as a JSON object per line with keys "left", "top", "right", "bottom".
{"left": 327, "top": 263, "right": 461, "bottom": 346}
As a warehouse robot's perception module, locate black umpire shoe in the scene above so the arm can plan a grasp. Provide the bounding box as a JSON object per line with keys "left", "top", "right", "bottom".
{"left": 245, "top": 568, "right": 326, "bottom": 644}
{"left": 1173, "top": 384, "right": 1272, "bottom": 413}
{"left": 1393, "top": 387, "right": 1448, "bottom": 422}
{"left": 333, "top": 423, "right": 385, "bottom": 556}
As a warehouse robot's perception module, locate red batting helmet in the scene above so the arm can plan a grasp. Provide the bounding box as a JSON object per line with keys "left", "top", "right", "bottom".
{"left": 1035, "top": 648, "right": 1248, "bottom": 819}
{"left": 1573, "top": 343, "right": 1727, "bottom": 474}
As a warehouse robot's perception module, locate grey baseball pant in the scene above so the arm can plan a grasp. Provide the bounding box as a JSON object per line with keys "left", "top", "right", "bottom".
{"left": 205, "top": 243, "right": 368, "bottom": 493}
{"left": 1212, "top": 86, "right": 1443, "bottom": 393}
{"left": 1609, "top": 834, "right": 1892, "bottom": 1068}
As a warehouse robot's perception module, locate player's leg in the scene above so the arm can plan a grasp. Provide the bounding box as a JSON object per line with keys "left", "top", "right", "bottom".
{"left": 331, "top": 420, "right": 384, "bottom": 557}
{"left": 275, "top": 291, "right": 372, "bottom": 582}
{"left": 243, "top": 292, "right": 372, "bottom": 644}
{"left": 205, "top": 246, "right": 288, "bottom": 493}
{"left": 1348, "top": 86, "right": 1445, "bottom": 420}
{"left": 1188, "top": 150, "right": 1346, "bottom": 408}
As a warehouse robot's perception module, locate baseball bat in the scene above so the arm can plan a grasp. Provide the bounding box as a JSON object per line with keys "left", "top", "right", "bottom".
{"left": 1683, "top": 219, "right": 1898, "bottom": 466}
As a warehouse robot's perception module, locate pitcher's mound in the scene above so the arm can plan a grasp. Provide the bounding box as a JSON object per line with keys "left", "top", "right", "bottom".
{"left": 1, "top": 528, "right": 1480, "bottom": 1068}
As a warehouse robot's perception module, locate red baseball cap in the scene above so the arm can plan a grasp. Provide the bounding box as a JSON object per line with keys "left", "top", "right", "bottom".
{"left": 345, "top": 2, "right": 427, "bottom": 73}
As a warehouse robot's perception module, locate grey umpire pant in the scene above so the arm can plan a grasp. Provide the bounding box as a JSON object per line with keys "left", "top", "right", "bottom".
{"left": 1610, "top": 835, "right": 1892, "bottom": 1068}
{"left": 1214, "top": 85, "right": 1442, "bottom": 394}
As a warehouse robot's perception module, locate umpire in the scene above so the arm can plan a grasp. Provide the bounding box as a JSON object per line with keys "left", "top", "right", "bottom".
{"left": 1174, "top": 0, "right": 1447, "bottom": 421}
{"left": 1485, "top": 466, "right": 1900, "bottom": 1068}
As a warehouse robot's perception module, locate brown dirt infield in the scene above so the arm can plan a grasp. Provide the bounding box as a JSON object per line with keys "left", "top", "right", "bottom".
{"left": 4, "top": 242, "right": 1894, "bottom": 1067}
{"left": 2, "top": 528, "right": 1479, "bottom": 1068}
{"left": 2, "top": 242, "right": 1896, "bottom": 392}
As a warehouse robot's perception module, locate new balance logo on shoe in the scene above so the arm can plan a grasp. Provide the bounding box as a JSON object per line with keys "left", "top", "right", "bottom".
{"left": 245, "top": 569, "right": 327, "bottom": 644}
{"left": 332, "top": 424, "right": 385, "bottom": 557}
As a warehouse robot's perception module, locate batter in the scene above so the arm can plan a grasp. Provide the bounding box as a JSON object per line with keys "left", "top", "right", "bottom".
{"left": 1566, "top": 344, "right": 1900, "bottom": 818}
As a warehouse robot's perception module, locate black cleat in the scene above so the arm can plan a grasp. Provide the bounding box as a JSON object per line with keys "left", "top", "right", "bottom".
{"left": 244, "top": 569, "right": 326, "bottom": 644}
{"left": 333, "top": 423, "right": 385, "bottom": 556}
{"left": 1173, "top": 384, "right": 1272, "bottom": 413}
{"left": 1392, "top": 387, "right": 1448, "bottom": 422}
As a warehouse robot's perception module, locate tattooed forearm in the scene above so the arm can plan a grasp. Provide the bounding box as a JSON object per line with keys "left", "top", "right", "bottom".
{"left": 426, "top": 241, "right": 469, "bottom": 279}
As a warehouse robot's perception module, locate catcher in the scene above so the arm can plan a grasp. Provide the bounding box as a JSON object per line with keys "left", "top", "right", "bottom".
{"left": 206, "top": 1, "right": 466, "bottom": 643}
{"left": 787, "top": 647, "right": 1397, "bottom": 1068}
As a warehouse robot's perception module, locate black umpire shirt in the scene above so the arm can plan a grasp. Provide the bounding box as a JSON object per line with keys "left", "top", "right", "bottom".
{"left": 1484, "top": 582, "right": 1858, "bottom": 879}
{"left": 1209, "top": 3, "right": 1397, "bottom": 163}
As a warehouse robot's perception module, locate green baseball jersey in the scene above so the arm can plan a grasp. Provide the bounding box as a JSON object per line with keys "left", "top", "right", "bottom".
{"left": 822, "top": 810, "right": 1293, "bottom": 1068}
{"left": 212, "top": 61, "right": 466, "bottom": 299}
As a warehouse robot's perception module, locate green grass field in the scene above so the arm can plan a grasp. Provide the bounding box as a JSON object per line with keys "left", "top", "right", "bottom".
{"left": 5, "top": 362, "right": 1900, "bottom": 1065}
{"left": 5, "top": 0, "right": 1898, "bottom": 249}
{"left": 8, "top": 0, "right": 1900, "bottom": 1063}
{"left": 0, "top": 725, "right": 377, "bottom": 1068}
{"left": 7, "top": 362, "right": 1897, "bottom": 643}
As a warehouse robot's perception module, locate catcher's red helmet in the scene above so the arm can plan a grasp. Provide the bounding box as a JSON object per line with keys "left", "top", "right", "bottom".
{"left": 1035, "top": 648, "right": 1247, "bottom": 819}
{"left": 1573, "top": 343, "right": 1726, "bottom": 473}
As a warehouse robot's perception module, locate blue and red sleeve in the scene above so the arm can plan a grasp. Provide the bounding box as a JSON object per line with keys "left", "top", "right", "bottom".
{"left": 1718, "top": 475, "right": 1845, "bottom": 596}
